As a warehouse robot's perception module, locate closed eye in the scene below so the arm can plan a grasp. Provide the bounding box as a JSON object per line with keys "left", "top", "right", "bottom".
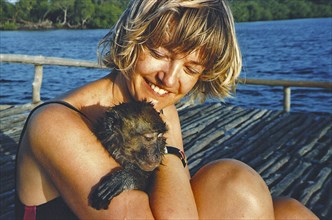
{"left": 185, "top": 66, "right": 201, "bottom": 75}
{"left": 143, "top": 133, "right": 157, "bottom": 141}
{"left": 149, "top": 48, "right": 168, "bottom": 59}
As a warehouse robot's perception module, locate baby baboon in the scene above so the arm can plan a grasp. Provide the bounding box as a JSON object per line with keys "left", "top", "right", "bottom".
{"left": 89, "top": 100, "right": 167, "bottom": 210}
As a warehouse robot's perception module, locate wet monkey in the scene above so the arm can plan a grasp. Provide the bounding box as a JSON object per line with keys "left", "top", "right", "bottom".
{"left": 89, "top": 101, "right": 167, "bottom": 210}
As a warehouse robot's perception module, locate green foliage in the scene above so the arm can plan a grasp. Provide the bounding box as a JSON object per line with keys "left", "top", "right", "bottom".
{"left": 230, "top": 0, "right": 332, "bottom": 22}
{"left": 91, "top": 2, "right": 122, "bottom": 28}
{"left": 0, "top": 0, "right": 331, "bottom": 29}
{"left": 0, "top": 20, "right": 17, "bottom": 30}
{"left": 50, "top": 0, "right": 75, "bottom": 25}
{"left": 15, "top": 0, "right": 35, "bottom": 21}
{"left": 74, "top": 0, "right": 95, "bottom": 27}
{"left": 1, "top": 0, "right": 15, "bottom": 20}
{"left": 30, "top": 0, "right": 49, "bottom": 22}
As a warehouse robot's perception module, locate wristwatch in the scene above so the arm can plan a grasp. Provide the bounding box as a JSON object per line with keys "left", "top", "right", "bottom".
{"left": 164, "top": 146, "right": 187, "bottom": 167}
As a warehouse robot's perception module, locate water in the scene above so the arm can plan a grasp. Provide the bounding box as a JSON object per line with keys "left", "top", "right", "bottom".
{"left": 0, "top": 18, "right": 331, "bottom": 113}
{"left": 231, "top": 18, "right": 332, "bottom": 113}
{"left": 0, "top": 29, "right": 110, "bottom": 103}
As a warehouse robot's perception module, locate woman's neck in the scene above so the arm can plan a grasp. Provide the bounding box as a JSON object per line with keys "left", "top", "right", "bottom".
{"left": 110, "top": 70, "right": 134, "bottom": 105}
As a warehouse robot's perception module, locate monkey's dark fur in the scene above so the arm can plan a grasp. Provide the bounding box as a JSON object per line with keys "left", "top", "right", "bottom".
{"left": 89, "top": 101, "right": 167, "bottom": 210}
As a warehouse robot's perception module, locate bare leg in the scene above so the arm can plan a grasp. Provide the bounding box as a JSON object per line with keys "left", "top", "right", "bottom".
{"left": 273, "top": 197, "right": 319, "bottom": 220}
{"left": 191, "top": 159, "right": 275, "bottom": 219}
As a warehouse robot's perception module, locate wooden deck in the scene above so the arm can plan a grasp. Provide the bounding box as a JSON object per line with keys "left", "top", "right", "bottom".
{"left": 0, "top": 102, "right": 331, "bottom": 219}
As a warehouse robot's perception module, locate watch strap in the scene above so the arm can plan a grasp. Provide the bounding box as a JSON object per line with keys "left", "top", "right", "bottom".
{"left": 164, "top": 146, "right": 187, "bottom": 167}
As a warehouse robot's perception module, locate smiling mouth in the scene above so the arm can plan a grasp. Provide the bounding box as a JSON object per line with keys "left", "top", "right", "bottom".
{"left": 148, "top": 81, "right": 169, "bottom": 96}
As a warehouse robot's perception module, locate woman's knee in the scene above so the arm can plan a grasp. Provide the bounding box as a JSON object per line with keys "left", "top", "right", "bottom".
{"left": 273, "top": 197, "right": 319, "bottom": 220}
{"left": 192, "top": 159, "right": 270, "bottom": 194}
{"left": 191, "top": 159, "right": 274, "bottom": 218}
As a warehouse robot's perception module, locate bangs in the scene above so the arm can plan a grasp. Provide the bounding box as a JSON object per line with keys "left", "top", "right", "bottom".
{"left": 143, "top": 7, "right": 225, "bottom": 71}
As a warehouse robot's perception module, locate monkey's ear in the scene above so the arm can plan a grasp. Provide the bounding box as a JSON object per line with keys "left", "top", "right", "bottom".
{"left": 96, "top": 110, "right": 125, "bottom": 150}
{"left": 104, "top": 109, "right": 122, "bottom": 130}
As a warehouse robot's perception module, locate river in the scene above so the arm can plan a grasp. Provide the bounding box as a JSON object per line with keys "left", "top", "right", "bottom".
{"left": 0, "top": 18, "right": 331, "bottom": 113}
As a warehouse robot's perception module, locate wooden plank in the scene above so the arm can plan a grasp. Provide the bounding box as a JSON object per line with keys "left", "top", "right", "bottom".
{"left": 0, "top": 54, "right": 105, "bottom": 69}
{"left": 237, "top": 77, "right": 332, "bottom": 89}
{"left": 210, "top": 110, "right": 280, "bottom": 162}
{"left": 0, "top": 103, "right": 331, "bottom": 220}
{"left": 0, "top": 103, "right": 39, "bottom": 118}
{"left": 300, "top": 167, "right": 331, "bottom": 204}
{"left": 184, "top": 107, "right": 262, "bottom": 172}
{"left": 0, "top": 105, "right": 12, "bottom": 111}
{"left": 295, "top": 122, "right": 332, "bottom": 157}
{"left": 270, "top": 160, "right": 312, "bottom": 196}
{"left": 261, "top": 154, "right": 291, "bottom": 185}
{"left": 248, "top": 114, "right": 314, "bottom": 171}
{"left": 186, "top": 108, "right": 269, "bottom": 172}
{"left": 309, "top": 177, "right": 331, "bottom": 218}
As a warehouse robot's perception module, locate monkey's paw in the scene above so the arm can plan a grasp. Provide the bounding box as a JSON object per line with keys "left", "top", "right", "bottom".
{"left": 89, "top": 169, "right": 141, "bottom": 210}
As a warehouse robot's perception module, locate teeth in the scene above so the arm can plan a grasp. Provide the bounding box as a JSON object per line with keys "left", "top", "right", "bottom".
{"left": 149, "top": 82, "right": 168, "bottom": 95}
{"left": 150, "top": 99, "right": 158, "bottom": 105}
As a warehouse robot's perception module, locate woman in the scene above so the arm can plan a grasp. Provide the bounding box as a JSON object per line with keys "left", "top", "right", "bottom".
{"left": 16, "top": 0, "right": 318, "bottom": 219}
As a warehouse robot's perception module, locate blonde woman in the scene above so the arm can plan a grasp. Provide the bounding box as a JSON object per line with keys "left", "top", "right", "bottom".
{"left": 16, "top": 0, "right": 318, "bottom": 219}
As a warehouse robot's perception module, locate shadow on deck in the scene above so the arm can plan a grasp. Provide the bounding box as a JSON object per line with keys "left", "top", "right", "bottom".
{"left": 0, "top": 102, "right": 331, "bottom": 219}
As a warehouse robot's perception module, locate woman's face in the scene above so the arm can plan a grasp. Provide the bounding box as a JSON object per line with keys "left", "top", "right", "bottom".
{"left": 126, "top": 47, "right": 205, "bottom": 110}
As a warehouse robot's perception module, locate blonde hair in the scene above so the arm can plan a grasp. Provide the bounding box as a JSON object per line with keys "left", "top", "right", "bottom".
{"left": 98, "top": 0, "right": 242, "bottom": 102}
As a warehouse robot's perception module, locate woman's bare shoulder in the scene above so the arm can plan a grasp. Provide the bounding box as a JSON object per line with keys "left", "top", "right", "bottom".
{"left": 59, "top": 74, "right": 114, "bottom": 107}
{"left": 26, "top": 102, "right": 91, "bottom": 141}
{"left": 24, "top": 103, "right": 125, "bottom": 217}
{"left": 26, "top": 102, "right": 113, "bottom": 168}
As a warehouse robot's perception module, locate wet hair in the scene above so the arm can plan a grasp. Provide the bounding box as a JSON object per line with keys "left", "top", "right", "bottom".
{"left": 98, "top": 0, "right": 242, "bottom": 102}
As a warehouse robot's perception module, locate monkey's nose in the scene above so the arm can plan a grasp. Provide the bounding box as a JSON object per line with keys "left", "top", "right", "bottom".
{"left": 139, "top": 162, "right": 159, "bottom": 171}
{"left": 138, "top": 153, "right": 162, "bottom": 171}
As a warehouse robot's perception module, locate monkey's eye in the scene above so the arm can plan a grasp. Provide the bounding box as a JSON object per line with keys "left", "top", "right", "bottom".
{"left": 144, "top": 133, "right": 156, "bottom": 141}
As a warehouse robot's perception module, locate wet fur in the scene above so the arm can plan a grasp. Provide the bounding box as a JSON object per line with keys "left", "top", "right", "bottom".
{"left": 89, "top": 101, "right": 167, "bottom": 210}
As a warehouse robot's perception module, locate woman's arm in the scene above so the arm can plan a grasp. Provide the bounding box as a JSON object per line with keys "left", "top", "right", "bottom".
{"left": 149, "top": 105, "right": 199, "bottom": 219}
{"left": 26, "top": 104, "right": 154, "bottom": 219}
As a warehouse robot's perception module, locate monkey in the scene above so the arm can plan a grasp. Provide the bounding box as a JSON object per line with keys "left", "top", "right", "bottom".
{"left": 89, "top": 100, "right": 167, "bottom": 210}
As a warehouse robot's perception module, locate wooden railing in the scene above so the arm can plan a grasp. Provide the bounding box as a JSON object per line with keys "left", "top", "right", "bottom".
{"left": 236, "top": 78, "right": 332, "bottom": 112}
{"left": 1, "top": 54, "right": 332, "bottom": 112}
{"left": 0, "top": 54, "right": 107, "bottom": 104}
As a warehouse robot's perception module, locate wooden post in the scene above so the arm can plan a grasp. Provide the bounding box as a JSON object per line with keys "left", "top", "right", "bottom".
{"left": 283, "top": 86, "right": 291, "bottom": 112}
{"left": 32, "top": 64, "right": 43, "bottom": 103}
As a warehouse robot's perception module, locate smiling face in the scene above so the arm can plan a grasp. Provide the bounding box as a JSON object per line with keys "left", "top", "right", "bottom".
{"left": 101, "top": 1, "right": 241, "bottom": 106}
{"left": 125, "top": 46, "right": 205, "bottom": 110}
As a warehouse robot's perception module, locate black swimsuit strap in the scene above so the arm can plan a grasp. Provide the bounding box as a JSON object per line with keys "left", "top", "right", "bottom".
{"left": 16, "top": 100, "right": 92, "bottom": 157}
{"left": 33, "top": 101, "right": 90, "bottom": 120}
{"left": 17, "top": 100, "right": 90, "bottom": 146}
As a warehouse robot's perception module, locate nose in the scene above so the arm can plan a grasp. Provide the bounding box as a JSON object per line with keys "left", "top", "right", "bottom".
{"left": 157, "top": 60, "right": 181, "bottom": 88}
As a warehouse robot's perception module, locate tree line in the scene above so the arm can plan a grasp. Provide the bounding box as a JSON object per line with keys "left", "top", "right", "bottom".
{"left": 0, "top": 0, "right": 130, "bottom": 29}
{"left": 231, "top": 0, "right": 332, "bottom": 22}
{"left": 1, "top": 0, "right": 331, "bottom": 30}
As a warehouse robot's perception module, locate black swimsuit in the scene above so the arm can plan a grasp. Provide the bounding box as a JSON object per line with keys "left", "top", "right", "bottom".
{"left": 15, "top": 101, "right": 88, "bottom": 220}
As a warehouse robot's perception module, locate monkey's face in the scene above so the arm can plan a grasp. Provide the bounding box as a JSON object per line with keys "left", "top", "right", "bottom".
{"left": 97, "top": 101, "right": 167, "bottom": 171}
{"left": 123, "top": 131, "right": 166, "bottom": 171}
{"left": 119, "top": 102, "right": 167, "bottom": 171}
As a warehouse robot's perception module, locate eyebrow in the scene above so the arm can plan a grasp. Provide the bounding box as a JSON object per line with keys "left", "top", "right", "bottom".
{"left": 183, "top": 50, "right": 205, "bottom": 67}
{"left": 154, "top": 45, "right": 205, "bottom": 67}
{"left": 188, "top": 60, "right": 204, "bottom": 67}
